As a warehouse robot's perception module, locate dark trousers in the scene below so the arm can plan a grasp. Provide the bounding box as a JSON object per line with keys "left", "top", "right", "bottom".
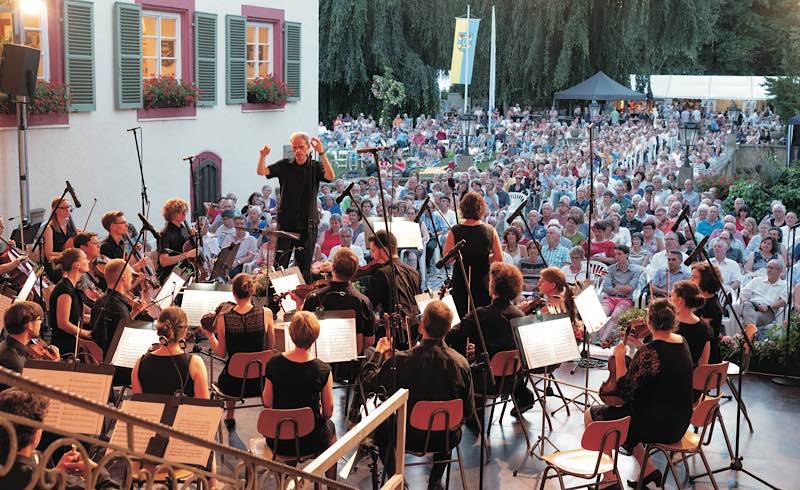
{"left": 376, "top": 419, "right": 460, "bottom": 486}
{"left": 275, "top": 227, "right": 316, "bottom": 282}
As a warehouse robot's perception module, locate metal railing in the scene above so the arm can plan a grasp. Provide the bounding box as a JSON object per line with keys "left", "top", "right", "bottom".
{"left": 0, "top": 366, "right": 355, "bottom": 489}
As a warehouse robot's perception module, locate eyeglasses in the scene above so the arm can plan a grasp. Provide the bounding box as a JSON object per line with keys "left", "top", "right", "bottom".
{"left": 57, "top": 205, "right": 73, "bottom": 212}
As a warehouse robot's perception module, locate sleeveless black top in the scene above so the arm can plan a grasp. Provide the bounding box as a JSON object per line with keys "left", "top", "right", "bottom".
{"left": 222, "top": 306, "right": 267, "bottom": 357}
{"left": 451, "top": 223, "right": 494, "bottom": 317}
{"left": 45, "top": 221, "right": 76, "bottom": 282}
{"left": 137, "top": 352, "right": 195, "bottom": 396}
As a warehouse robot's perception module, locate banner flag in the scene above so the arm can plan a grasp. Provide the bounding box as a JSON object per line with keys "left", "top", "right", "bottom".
{"left": 449, "top": 16, "right": 480, "bottom": 85}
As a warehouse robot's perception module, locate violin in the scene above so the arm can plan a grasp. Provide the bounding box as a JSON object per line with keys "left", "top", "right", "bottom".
{"left": 0, "top": 236, "right": 55, "bottom": 301}
{"left": 27, "top": 337, "right": 60, "bottom": 361}
{"left": 598, "top": 318, "right": 647, "bottom": 405}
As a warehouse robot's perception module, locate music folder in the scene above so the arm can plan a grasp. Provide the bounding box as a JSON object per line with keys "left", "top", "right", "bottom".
{"left": 573, "top": 285, "right": 609, "bottom": 334}
{"left": 414, "top": 292, "right": 460, "bottom": 327}
{"left": 180, "top": 283, "right": 235, "bottom": 327}
{"left": 22, "top": 360, "right": 115, "bottom": 435}
{"left": 283, "top": 310, "right": 358, "bottom": 364}
{"left": 210, "top": 242, "right": 240, "bottom": 280}
{"left": 109, "top": 393, "right": 223, "bottom": 468}
{"left": 511, "top": 314, "right": 581, "bottom": 371}
{"left": 364, "top": 217, "right": 423, "bottom": 250}
{"left": 106, "top": 319, "right": 160, "bottom": 368}
{"left": 269, "top": 266, "right": 304, "bottom": 313}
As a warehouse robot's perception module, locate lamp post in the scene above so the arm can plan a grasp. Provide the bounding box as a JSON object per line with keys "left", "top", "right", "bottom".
{"left": 589, "top": 100, "right": 600, "bottom": 123}
{"left": 678, "top": 121, "right": 700, "bottom": 188}
{"left": 459, "top": 113, "right": 476, "bottom": 156}
{"left": 728, "top": 102, "right": 741, "bottom": 130}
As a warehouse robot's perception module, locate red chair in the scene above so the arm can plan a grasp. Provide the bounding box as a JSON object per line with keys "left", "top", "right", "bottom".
{"left": 482, "top": 350, "right": 531, "bottom": 447}
{"left": 692, "top": 362, "right": 733, "bottom": 459}
{"left": 539, "top": 416, "right": 630, "bottom": 490}
{"left": 211, "top": 349, "right": 274, "bottom": 410}
{"left": 256, "top": 407, "right": 317, "bottom": 464}
{"left": 406, "top": 399, "right": 467, "bottom": 490}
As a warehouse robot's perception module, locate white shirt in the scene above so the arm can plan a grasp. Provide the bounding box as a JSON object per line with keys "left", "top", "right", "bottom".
{"left": 646, "top": 250, "right": 686, "bottom": 281}
{"left": 440, "top": 209, "right": 457, "bottom": 227}
{"left": 710, "top": 257, "right": 744, "bottom": 288}
{"left": 739, "top": 276, "right": 788, "bottom": 307}
{"left": 329, "top": 244, "right": 366, "bottom": 265}
{"left": 220, "top": 233, "right": 259, "bottom": 266}
{"left": 561, "top": 263, "right": 589, "bottom": 285}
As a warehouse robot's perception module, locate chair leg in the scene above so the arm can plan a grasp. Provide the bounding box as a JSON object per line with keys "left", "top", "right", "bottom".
{"left": 510, "top": 395, "right": 532, "bottom": 449}
{"left": 659, "top": 448, "right": 683, "bottom": 489}
{"left": 538, "top": 465, "right": 551, "bottom": 490}
{"left": 456, "top": 446, "right": 467, "bottom": 490}
{"left": 715, "top": 412, "right": 735, "bottom": 460}
{"left": 635, "top": 445, "right": 653, "bottom": 490}
{"left": 698, "top": 448, "right": 719, "bottom": 490}
{"left": 498, "top": 395, "right": 511, "bottom": 423}
{"left": 727, "top": 377, "right": 755, "bottom": 432}
{"left": 444, "top": 452, "right": 452, "bottom": 490}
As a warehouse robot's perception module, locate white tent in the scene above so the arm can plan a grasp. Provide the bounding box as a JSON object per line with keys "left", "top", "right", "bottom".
{"left": 629, "top": 75, "right": 772, "bottom": 100}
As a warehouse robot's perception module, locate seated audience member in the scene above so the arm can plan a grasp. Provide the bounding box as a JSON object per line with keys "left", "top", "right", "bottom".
{"left": 0, "top": 302, "right": 51, "bottom": 389}
{"left": 646, "top": 232, "right": 684, "bottom": 281}
{"left": 361, "top": 301, "right": 474, "bottom": 489}
{"left": 585, "top": 300, "right": 693, "bottom": 488}
{"left": 561, "top": 246, "right": 590, "bottom": 284}
{"left": 519, "top": 239, "right": 546, "bottom": 293}
{"left": 598, "top": 245, "right": 642, "bottom": 344}
{"left": 744, "top": 236, "right": 780, "bottom": 274}
{"left": 203, "top": 273, "right": 275, "bottom": 428}
{"left": 220, "top": 216, "right": 259, "bottom": 277}
{"left": 583, "top": 221, "right": 617, "bottom": 265}
{"left": 132, "top": 307, "right": 209, "bottom": 398}
{"left": 0, "top": 389, "right": 120, "bottom": 489}
{"left": 540, "top": 224, "right": 570, "bottom": 267}
{"left": 262, "top": 311, "right": 337, "bottom": 479}
{"left": 709, "top": 239, "right": 743, "bottom": 291}
{"left": 649, "top": 250, "right": 691, "bottom": 298}
{"left": 735, "top": 259, "right": 788, "bottom": 336}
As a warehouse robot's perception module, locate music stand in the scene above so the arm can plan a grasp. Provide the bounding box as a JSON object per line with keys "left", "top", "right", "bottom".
{"left": 210, "top": 242, "right": 240, "bottom": 281}
{"left": 414, "top": 292, "right": 460, "bottom": 327}
{"left": 364, "top": 217, "right": 423, "bottom": 251}
{"left": 511, "top": 314, "right": 580, "bottom": 475}
{"left": 269, "top": 266, "right": 304, "bottom": 314}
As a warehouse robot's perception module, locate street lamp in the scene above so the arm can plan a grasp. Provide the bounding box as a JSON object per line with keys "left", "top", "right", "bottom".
{"left": 727, "top": 102, "right": 740, "bottom": 129}
{"left": 459, "top": 114, "right": 477, "bottom": 156}
{"left": 589, "top": 100, "right": 600, "bottom": 122}
{"left": 678, "top": 121, "right": 700, "bottom": 187}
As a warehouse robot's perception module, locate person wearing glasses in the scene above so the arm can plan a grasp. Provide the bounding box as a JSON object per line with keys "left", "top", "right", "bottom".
{"left": 734, "top": 259, "right": 788, "bottom": 337}
{"left": 42, "top": 197, "right": 78, "bottom": 282}
{"left": 99, "top": 211, "right": 148, "bottom": 271}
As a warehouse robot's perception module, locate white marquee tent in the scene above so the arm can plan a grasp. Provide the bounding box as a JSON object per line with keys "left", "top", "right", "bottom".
{"left": 629, "top": 75, "right": 772, "bottom": 100}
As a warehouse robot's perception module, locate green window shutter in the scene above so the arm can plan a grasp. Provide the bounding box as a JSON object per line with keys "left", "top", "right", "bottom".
{"left": 284, "top": 21, "right": 301, "bottom": 102}
{"left": 63, "top": 0, "right": 95, "bottom": 111}
{"left": 114, "top": 1, "right": 142, "bottom": 109}
{"left": 194, "top": 12, "right": 217, "bottom": 107}
{"left": 225, "top": 15, "right": 246, "bottom": 104}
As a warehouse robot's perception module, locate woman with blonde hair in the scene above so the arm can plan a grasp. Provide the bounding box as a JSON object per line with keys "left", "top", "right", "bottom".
{"left": 43, "top": 197, "right": 78, "bottom": 282}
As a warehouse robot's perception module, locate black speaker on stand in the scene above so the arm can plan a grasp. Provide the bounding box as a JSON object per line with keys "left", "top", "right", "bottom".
{"left": 0, "top": 43, "right": 41, "bottom": 251}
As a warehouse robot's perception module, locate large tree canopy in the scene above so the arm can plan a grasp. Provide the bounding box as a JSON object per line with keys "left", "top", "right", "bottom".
{"left": 319, "top": 0, "right": 800, "bottom": 123}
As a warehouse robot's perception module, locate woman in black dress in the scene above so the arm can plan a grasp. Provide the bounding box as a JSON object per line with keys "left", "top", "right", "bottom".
{"left": 442, "top": 191, "right": 503, "bottom": 318}
{"left": 48, "top": 248, "right": 92, "bottom": 355}
{"left": 43, "top": 197, "right": 78, "bottom": 283}
{"left": 691, "top": 262, "right": 723, "bottom": 364}
{"left": 671, "top": 280, "right": 711, "bottom": 366}
{"left": 586, "top": 299, "right": 693, "bottom": 488}
{"left": 263, "top": 311, "right": 336, "bottom": 478}
{"left": 203, "top": 273, "right": 275, "bottom": 426}
{"left": 132, "top": 306, "right": 209, "bottom": 398}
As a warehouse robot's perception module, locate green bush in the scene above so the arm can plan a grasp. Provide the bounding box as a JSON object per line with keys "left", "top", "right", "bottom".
{"left": 724, "top": 178, "right": 773, "bottom": 220}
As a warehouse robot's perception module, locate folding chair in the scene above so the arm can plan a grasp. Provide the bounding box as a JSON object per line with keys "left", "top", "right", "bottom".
{"left": 406, "top": 399, "right": 468, "bottom": 490}
{"left": 539, "top": 416, "right": 630, "bottom": 490}
{"left": 693, "top": 362, "right": 734, "bottom": 459}
{"left": 482, "top": 350, "right": 530, "bottom": 446}
{"left": 636, "top": 397, "right": 722, "bottom": 490}
{"left": 254, "top": 407, "right": 318, "bottom": 465}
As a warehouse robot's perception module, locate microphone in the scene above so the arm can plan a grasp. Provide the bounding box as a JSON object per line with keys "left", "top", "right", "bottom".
{"left": 138, "top": 213, "right": 160, "bottom": 239}
{"left": 684, "top": 235, "right": 710, "bottom": 266}
{"left": 336, "top": 182, "right": 355, "bottom": 204}
{"left": 436, "top": 239, "right": 466, "bottom": 269}
{"left": 309, "top": 290, "right": 346, "bottom": 314}
{"left": 413, "top": 196, "right": 430, "bottom": 223}
{"left": 671, "top": 205, "right": 691, "bottom": 232}
{"left": 126, "top": 126, "right": 141, "bottom": 132}
{"left": 447, "top": 177, "right": 456, "bottom": 190}
{"left": 65, "top": 181, "right": 82, "bottom": 208}
{"left": 356, "top": 146, "right": 391, "bottom": 154}
{"left": 506, "top": 198, "right": 527, "bottom": 225}
{"left": 182, "top": 155, "right": 196, "bottom": 162}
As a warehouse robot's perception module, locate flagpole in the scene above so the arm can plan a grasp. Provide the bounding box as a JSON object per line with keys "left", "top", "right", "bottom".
{"left": 488, "top": 5, "right": 496, "bottom": 131}
{"left": 464, "top": 4, "right": 470, "bottom": 115}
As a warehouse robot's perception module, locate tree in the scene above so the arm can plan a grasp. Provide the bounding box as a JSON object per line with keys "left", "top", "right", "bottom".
{"left": 764, "top": 76, "right": 800, "bottom": 121}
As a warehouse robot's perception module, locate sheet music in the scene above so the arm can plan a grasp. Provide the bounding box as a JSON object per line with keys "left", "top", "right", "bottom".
{"left": 111, "top": 327, "right": 159, "bottom": 368}
{"left": 414, "top": 293, "right": 460, "bottom": 327}
{"left": 163, "top": 403, "right": 222, "bottom": 466}
{"left": 573, "top": 286, "right": 609, "bottom": 334}
{"left": 279, "top": 322, "right": 296, "bottom": 352}
{"left": 516, "top": 316, "right": 580, "bottom": 369}
{"left": 155, "top": 273, "right": 185, "bottom": 306}
{"left": 315, "top": 316, "right": 358, "bottom": 363}
{"left": 14, "top": 270, "right": 38, "bottom": 303}
{"left": 24, "top": 368, "right": 112, "bottom": 435}
{"left": 109, "top": 400, "right": 163, "bottom": 453}
{"left": 181, "top": 289, "right": 235, "bottom": 326}
{"left": 368, "top": 218, "right": 423, "bottom": 250}
{"left": 0, "top": 294, "right": 12, "bottom": 330}
{"left": 271, "top": 274, "right": 302, "bottom": 313}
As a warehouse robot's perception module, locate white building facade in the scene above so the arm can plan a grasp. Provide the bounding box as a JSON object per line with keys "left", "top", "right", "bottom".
{"left": 0, "top": 0, "right": 318, "bottom": 235}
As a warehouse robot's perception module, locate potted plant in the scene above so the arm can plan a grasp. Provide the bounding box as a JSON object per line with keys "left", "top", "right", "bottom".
{"left": 143, "top": 75, "right": 199, "bottom": 110}
{"left": 252, "top": 270, "right": 271, "bottom": 308}
{"left": 0, "top": 80, "right": 71, "bottom": 126}
{"left": 246, "top": 74, "right": 290, "bottom": 108}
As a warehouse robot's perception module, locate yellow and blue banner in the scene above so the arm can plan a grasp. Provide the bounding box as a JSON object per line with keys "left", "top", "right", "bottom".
{"left": 449, "top": 16, "right": 480, "bottom": 85}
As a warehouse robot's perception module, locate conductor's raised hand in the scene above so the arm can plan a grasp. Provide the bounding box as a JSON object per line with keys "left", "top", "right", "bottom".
{"left": 310, "top": 137, "right": 324, "bottom": 153}
{"left": 259, "top": 145, "right": 271, "bottom": 158}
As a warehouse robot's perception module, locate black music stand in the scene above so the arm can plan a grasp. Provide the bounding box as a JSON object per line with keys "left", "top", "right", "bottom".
{"left": 210, "top": 242, "right": 240, "bottom": 281}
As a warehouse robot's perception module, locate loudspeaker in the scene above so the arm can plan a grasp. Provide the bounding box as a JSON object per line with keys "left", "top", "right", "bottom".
{"left": 0, "top": 44, "right": 41, "bottom": 99}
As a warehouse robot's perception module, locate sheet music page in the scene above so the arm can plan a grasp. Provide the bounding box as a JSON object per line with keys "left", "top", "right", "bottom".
{"left": 111, "top": 328, "right": 159, "bottom": 368}
{"left": 574, "top": 286, "right": 609, "bottom": 334}
{"left": 517, "top": 317, "right": 580, "bottom": 369}
{"left": 155, "top": 273, "right": 185, "bottom": 307}
{"left": 24, "top": 368, "right": 112, "bottom": 435}
{"left": 163, "top": 403, "right": 222, "bottom": 466}
{"left": 14, "top": 271, "right": 38, "bottom": 303}
{"left": 181, "top": 290, "right": 235, "bottom": 326}
{"left": 414, "top": 293, "right": 460, "bottom": 326}
{"left": 109, "top": 400, "right": 163, "bottom": 454}
{"left": 280, "top": 322, "right": 296, "bottom": 352}
{"left": 271, "top": 274, "right": 302, "bottom": 313}
{"left": 315, "top": 316, "right": 357, "bottom": 363}
{"left": 0, "top": 294, "right": 12, "bottom": 330}
{"left": 370, "top": 219, "right": 423, "bottom": 250}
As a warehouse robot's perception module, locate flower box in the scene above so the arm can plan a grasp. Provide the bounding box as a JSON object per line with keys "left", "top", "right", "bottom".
{"left": 0, "top": 81, "right": 71, "bottom": 128}
{"left": 246, "top": 75, "right": 290, "bottom": 106}
{"left": 242, "top": 100, "right": 287, "bottom": 111}
{"left": 143, "top": 76, "right": 199, "bottom": 110}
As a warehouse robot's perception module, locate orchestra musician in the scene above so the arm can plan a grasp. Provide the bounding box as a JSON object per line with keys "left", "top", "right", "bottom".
{"left": 691, "top": 262, "right": 724, "bottom": 364}
{"left": 671, "top": 280, "right": 712, "bottom": 367}
{"left": 73, "top": 232, "right": 106, "bottom": 303}
{"left": 157, "top": 198, "right": 198, "bottom": 281}
{"left": 48, "top": 248, "right": 92, "bottom": 356}
{"left": 132, "top": 306, "right": 209, "bottom": 398}
{"left": 0, "top": 302, "right": 55, "bottom": 390}
{"left": 99, "top": 211, "right": 148, "bottom": 271}
{"left": 89, "top": 259, "right": 147, "bottom": 354}
{"left": 203, "top": 273, "right": 275, "bottom": 428}
{"left": 442, "top": 191, "right": 504, "bottom": 318}
{"left": 585, "top": 299, "right": 693, "bottom": 488}
{"left": 42, "top": 197, "right": 78, "bottom": 283}
{"left": 303, "top": 248, "right": 375, "bottom": 354}
{"left": 256, "top": 132, "right": 335, "bottom": 281}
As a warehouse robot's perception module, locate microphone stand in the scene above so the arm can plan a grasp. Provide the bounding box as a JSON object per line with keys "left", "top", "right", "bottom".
{"left": 423, "top": 204, "right": 452, "bottom": 287}
{"left": 773, "top": 223, "right": 799, "bottom": 386}
{"left": 447, "top": 182, "right": 460, "bottom": 225}
{"left": 184, "top": 155, "right": 203, "bottom": 283}
{"left": 128, "top": 127, "right": 150, "bottom": 219}
{"left": 673, "top": 212, "right": 778, "bottom": 489}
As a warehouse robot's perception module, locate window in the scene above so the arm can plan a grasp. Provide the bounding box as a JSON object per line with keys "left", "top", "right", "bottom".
{"left": 142, "top": 11, "right": 180, "bottom": 79}
{"left": 0, "top": 8, "right": 48, "bottom": 80}
{"left": 246, "top": 22, "right": 272, "bottom": 80}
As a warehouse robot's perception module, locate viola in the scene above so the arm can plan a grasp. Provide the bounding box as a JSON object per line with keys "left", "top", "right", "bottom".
{"left": 598, "top": 318, "right": 647, "bottom": 405}
{"left": 27, "top": 337, "right": 60, "bottom": 361}
{"left": 0, "top": 236, "right": 55, "bottom": 301}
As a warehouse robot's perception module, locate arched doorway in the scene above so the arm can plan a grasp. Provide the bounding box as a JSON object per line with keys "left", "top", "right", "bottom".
{"left": 190, "top": 151, "right": 222, "bottom": 221}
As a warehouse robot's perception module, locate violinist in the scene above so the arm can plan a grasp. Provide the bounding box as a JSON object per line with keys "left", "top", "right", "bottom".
{"left": 157, "top": 198, "right": 198, "bottom": 281}
{"left": 585, "top": 299, "right": 693, "bottom": 488}
{"left": 0, "top": 248, "right": 27, "bottom": 277}
{"left": 42, "top": 197, "right": 78, "bottom": 282}
{"left": 48, "top": 248, "right": 92, "bottom": 355}
{"left": 89, "top": 259, "right": 147, "bottom": 353}
{"left": 0, "top": 302, "right": 57, "bottom": 390}
{"left": 99, "top": 211, "right": 148, "bottom": 271}
{"left": 73, "top": 232, "right": 106, "bottom": 303}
